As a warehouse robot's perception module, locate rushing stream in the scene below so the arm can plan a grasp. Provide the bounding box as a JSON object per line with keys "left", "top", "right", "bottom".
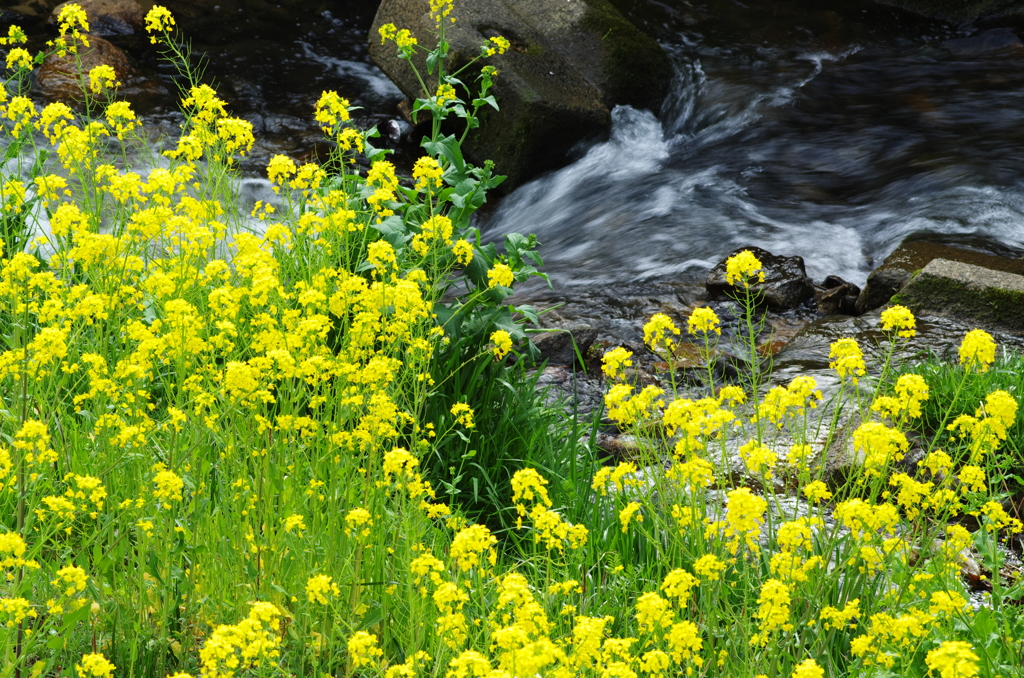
{"left": 5, "top": 0, "right": 1024, "bottom": 291}
{"left": 484, "top": 0, "right": 1024, "bottom": 289}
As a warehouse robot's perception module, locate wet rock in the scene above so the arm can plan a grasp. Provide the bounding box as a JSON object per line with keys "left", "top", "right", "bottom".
{"left": 944, "top": 29, "right": 1023, "bottom": 55}
{"left": 706, "top": 246, "right": 815, "bottom": 311}
{"left": 873, "top": 0, "right": 1024, "bottom": 23}
{"left": 855, "top": 239, "right": 1024, "bottom": 315}
{"left": 596, "top": 432, "right": 649, "bottom": 461}
{"left": 815, "top": 275, "right": 861, "bottom": 316}
{"left": 4, "top": 1, "right": 55, "bottom": 21}
{"left": 35, "top": 34, "right": 136, "bottom": 105}
{"left": 532, "top": 323, "right": 598, "bottom": 367}
{"left": 51, "top": 0, "right": 144, "bottom": 36}
{"left": 895, "top": 258, "right": 1024, "bottom": 332}
{"left": 368, "top": 0, "right": 672, "bottom": 190}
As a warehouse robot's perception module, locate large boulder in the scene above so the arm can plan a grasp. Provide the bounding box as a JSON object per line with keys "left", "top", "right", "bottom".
{"left": 895, "top": 258, "right": 1024, "bottom": 332}
{"left": 706, "top": 246, "right": 815, "bottom": 311}
{"left": 855, "top": 239, "right": 1024, "bottom": 314}
{"left": 36, "top": 34, "right": 137, "bottom": 104}
{"left": 368, "top": 0, "right": 672, "bottom": 189}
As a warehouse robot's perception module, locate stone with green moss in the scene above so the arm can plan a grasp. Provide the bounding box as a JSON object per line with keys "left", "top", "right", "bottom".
{"left": 896, "top": 258, "right": 1024, "bottom": 332}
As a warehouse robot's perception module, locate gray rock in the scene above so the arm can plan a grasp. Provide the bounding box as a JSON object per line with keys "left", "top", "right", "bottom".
{"left": 895, "top": 258, "right": 1024, "bottom": 332}
{"left": 816, "top": 276, "right": 861, "bottom": 316}
{"left": 855, "top": 239, "right": 1024, "bottom": 315}
{"left": 706, "top": 246, "right": 815, "bottom": 311}
{"left": 368, "top": 0, "right": 671, "bottom": 190}
{"left": 532, "top": 323, "right": 598, "bottom": 367}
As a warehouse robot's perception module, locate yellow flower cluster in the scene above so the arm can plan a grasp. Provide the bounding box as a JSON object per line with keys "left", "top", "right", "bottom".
{"left": 724, "top": 249, "right": 764, "bottom": 287}
{"left": 958, "top": 328, "right": 996, "bottom": 372}
{"left": 145, "top": 5, "right": 176, "bottom": 42}
{"left": 880, "top": 304, "right": 916, "bottom": 338}
{"left": 687, "top": 306, "right": 721, "bottom": 336}
{"left": 643, "top": 313, "right": 680, "bottom": 353}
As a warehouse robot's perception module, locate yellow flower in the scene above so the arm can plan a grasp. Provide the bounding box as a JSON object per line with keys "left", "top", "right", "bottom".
{"left": 880, "top": 304, "right": 916, "bottom": 338}
{"left": 88, "top": 65, "right": 119, "bottom": 94}
{"left": 602, "top": 346, "right": 633, "bottom": 379}
{"left": 687, "top": 306, "right": 721, "bottom": 335}
{"left": 413, "top": 156, "right": 444, "bottom": 190}
{"left": 980, "top": 500, "right": 1023, "bottom": 534}
{"left": 725, "top": 249, "right": 764, "bottom": 287}
{"left": 1, "top": 25, "right": 28, "bottom": 46}
{"left": 485, "top": 35, "right": 510, "bottom": 56}
{"left": 5, "top": 47, "right": 32, "bottom": 71}
{"left": 752, "top": 578, "right": 792, "bottom": 640}
{"left": 592, "top": 462, "right": 639, "bottom": 496}
{"left": 378, "top": 23, "right": 398, "bottom": 44}
{"left": 487, "top": 263, "right": 514, "bottom": 288}
{"left": 929, "top": 590, "right": 967, "bottom": 616}
{"left": 635, "top": 591, "right": 673, "bottom": 631}
{"left": 53, "top": 564, "right": 88, "bottom": 596}
{"left": 828, "top": 337, "right": 865, "bottom": 382}
{"left": 853, "top": 421, "right": 908, "bottom": 477}
{"left": 452, "top": 239, "right": 474, "bottom": 266}
{"left": 661, "top": 568, "right": 698, "bottom": 604}
{"left": 819, "top": 599, "right": 860, "bottom": 630}
{"left": 53, "top": 3, "right": 90, "bottom": 55}
{"left": 693, "top": 554, "right": 727, "bottom": 581}
{"left": 430, "top": 0, "right": 455, "bottom": 27}
{"left": 348, "top": 631, "right": 384, "bottom": 668}
{"left": 75, "top": 653, "right": 115, "bottom": 678}
{"left": 490, "top": 329, "right": 513, "bottom": 359}
{"left": 450, "top": 402, "right": 475, "bottom": 428}
{"left": 345, "top": 508, "right": 374, "bottom": 538}
{"left": 145, "top": 5, "right": 176, "bottom": 42}
{"left": 511, "top": 468, "right": 552, "bottom": 517}
{"left": 605, "top": 384, "right": 664, "bottom": 426}
{"left": 643, "top": 313, "right": 680, "bottom": 353}
{"left": 665, "top": 620, "right": 702, "bottom": 663}
{"left": 151, "top": 463, "right": 184, "bottom": 508}
{"left": 959, "top": 329, "right": 996, "bottom": 372}
{"left": 619, "top": 501, "right": 643, "bottom": 532}
{"left": 449, "top": 524, "right": 497, "bottom": 570}
{"left": 720, "top": 487, "right": 767, "bottom": 555}
{"left": 447, "top": 651, "right": 490, "bottom": 678}
{"left": 436, "top": 83, "right": 457, "bottom": 105}
{"left": 738, "top": 440, "right": 777, "bottom": 478}
{"left": 957, "top": 465, "right": 986, "bottom": 493}
{"left": 925, "top": 641, "right": 979, "bottom": 678}
{"left": 314, "top": 90, "right": 351, "bottom": 133}
{"left": 791, "top": 658, "right": 824, "bottom": 678}
{"left": 105, "top": 101, "right": 138, "bottom": 139}
{"left": 306, "top": 574, "right": 340, "bottom": 604}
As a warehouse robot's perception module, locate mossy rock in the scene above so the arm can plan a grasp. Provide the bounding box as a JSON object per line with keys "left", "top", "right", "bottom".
{"left": 897, "top": 258, "right": 1024, "bottom": 332}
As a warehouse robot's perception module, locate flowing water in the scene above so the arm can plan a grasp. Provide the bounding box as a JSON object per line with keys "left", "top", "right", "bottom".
{"left": 6, "top": 0, "right": 1024, "bottom": 290}
{"left": 484, "top": 0, "right": 1024, "bottom": 290}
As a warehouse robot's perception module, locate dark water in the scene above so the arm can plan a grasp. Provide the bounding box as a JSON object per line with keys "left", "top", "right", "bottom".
{"left": 483, "top": 0, "right": 1024, "bottom": 288}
